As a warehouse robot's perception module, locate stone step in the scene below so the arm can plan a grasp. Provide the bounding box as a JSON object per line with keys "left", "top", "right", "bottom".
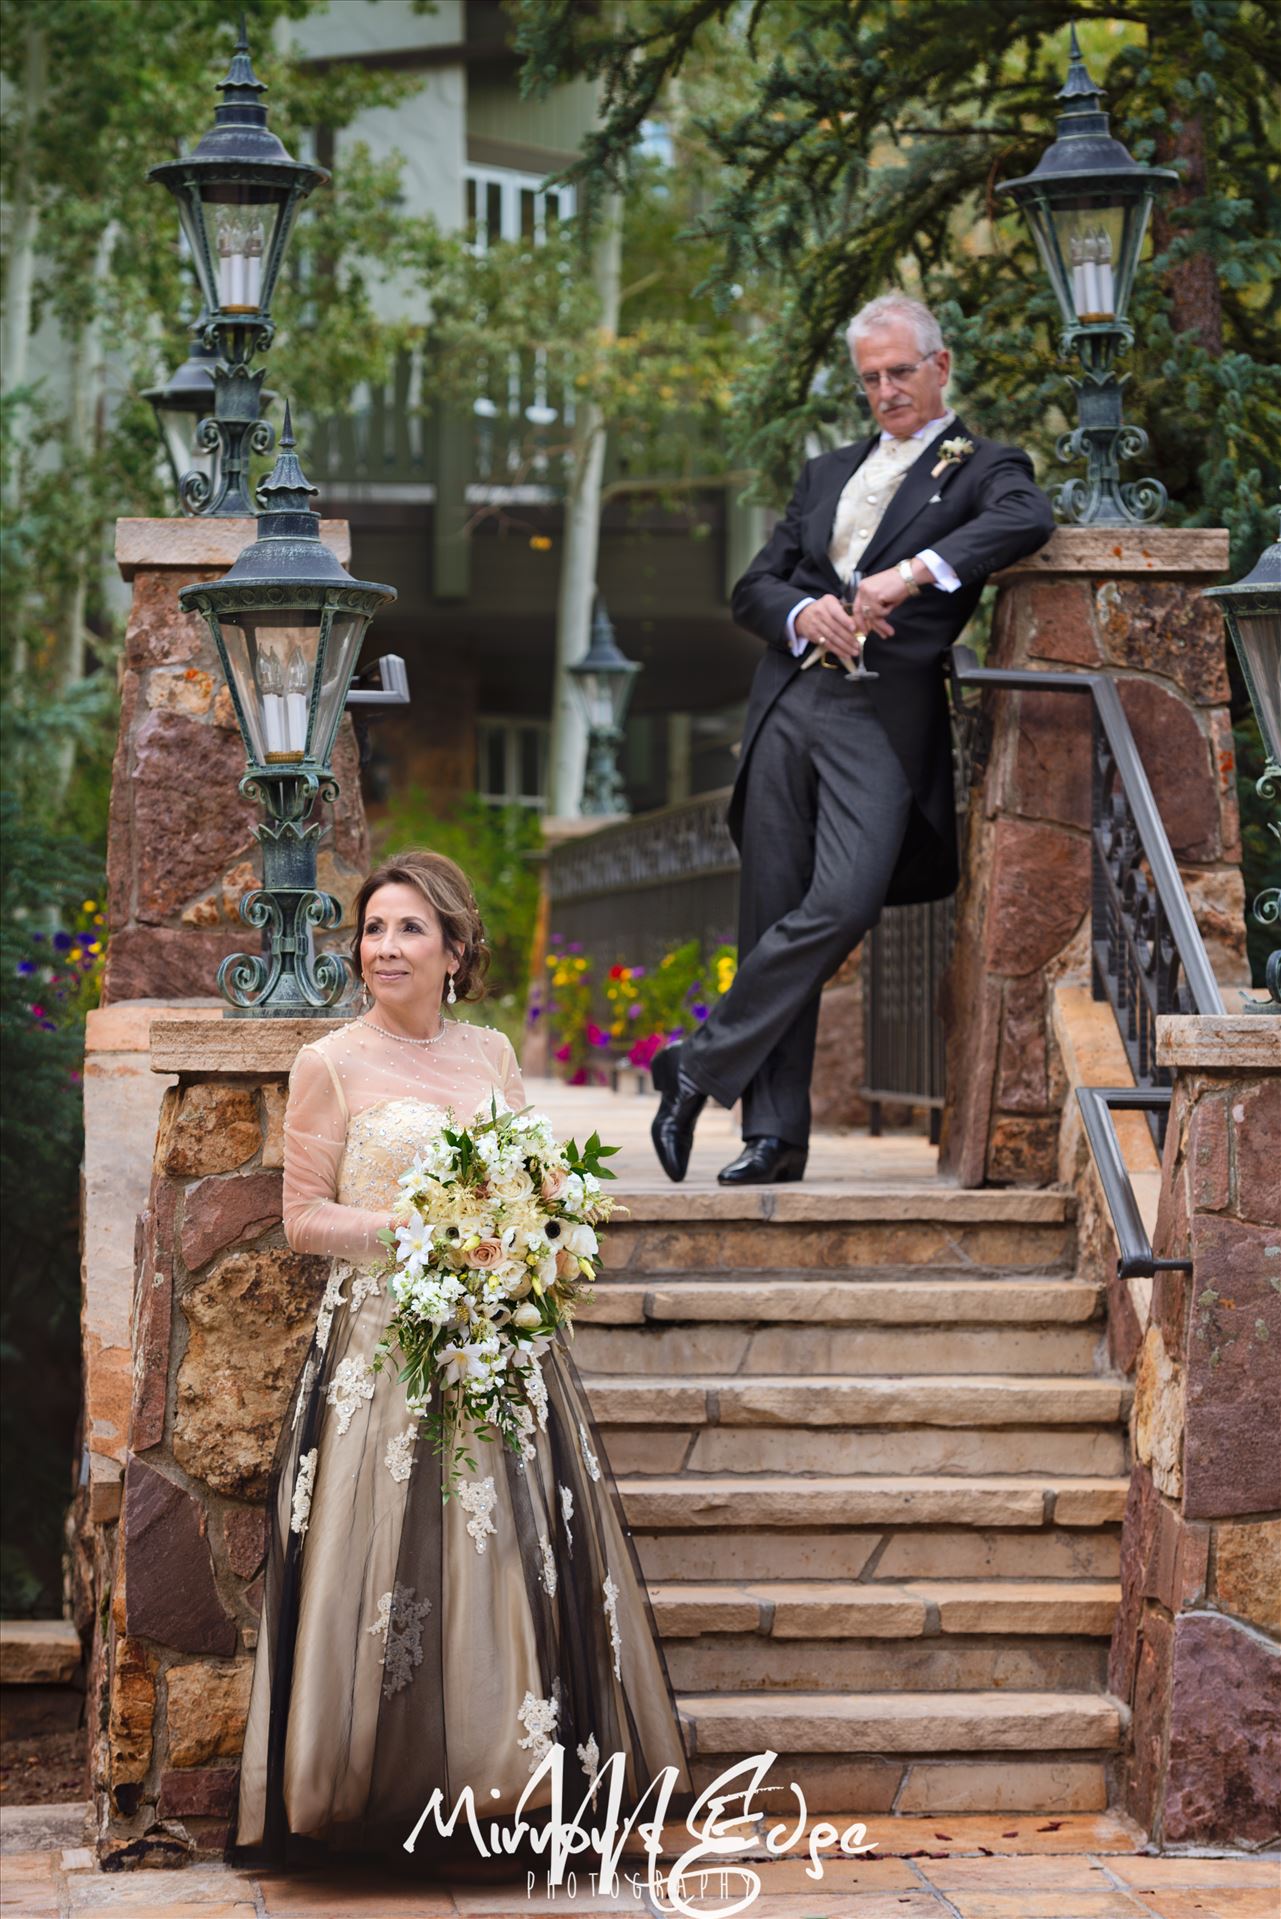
{"left": 603, "top": 1420, "right": 1125, "bottom": 1477}
{"left": 575, "top": 1320, "right": 1103, "bottom": 1374}
{"left": 602, "top": 1191, "right": 1074, "bottom": 1277}
{"left": 637, "top": 1523, "right": 1121, "bottom": 1583}
{"left": 0, "top": 1620, "right": 82, "bottom": 1685}
{"left": 588, "top": 1376, "right": 1128, "bottom": 1427}
{"left": 679, "top": 1688, "right": 1123, "bottom": 1758}
{"left": 582, "top": 1275, "right": 1103, "bottom": 1324}
{"left": 619, "top": 1474, "right": 1127, "bottom": 1531}
{"left": 664, "top": 1632, "right": 1107, "bottom": 1694}
{"left": 649, "top": 1580, "right": 1122, "bottom": 1638}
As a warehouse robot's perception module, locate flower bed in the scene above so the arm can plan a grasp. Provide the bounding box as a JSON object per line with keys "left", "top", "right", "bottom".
{"left": 530, "top": 936, "right": 737, "bottom": 1085}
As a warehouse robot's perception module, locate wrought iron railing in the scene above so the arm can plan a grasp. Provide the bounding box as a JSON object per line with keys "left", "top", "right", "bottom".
{"left": 957, "top": 660, "right": 1224, "bottom": 1135}
{"left": 545, "top": 789, "right": 740, "bottom": 969}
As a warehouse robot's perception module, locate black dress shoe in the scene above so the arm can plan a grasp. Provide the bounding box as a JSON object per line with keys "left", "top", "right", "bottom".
{"left": 717, "top": 1136, "right": 808, "bottom": 1185}
{"left": 650, "top": 1043, "right": 708, "bottom": 1183}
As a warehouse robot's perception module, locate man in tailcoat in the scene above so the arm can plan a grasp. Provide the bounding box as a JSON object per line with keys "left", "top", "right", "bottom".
{"left": 651, "top": 292, "right": 1056, "bottom": 1184}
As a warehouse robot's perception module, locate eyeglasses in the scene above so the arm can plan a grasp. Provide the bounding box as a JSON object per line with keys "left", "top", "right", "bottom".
{"left": 858, "top": 352, "right": 940, "bottom": 392}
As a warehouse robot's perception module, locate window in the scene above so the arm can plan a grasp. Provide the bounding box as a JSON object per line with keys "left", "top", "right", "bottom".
{"left": 464, "top": 168, "right": 574, "bottom": 250}
{"left": 477, "top": 718, "right": 549, "bottom": 809}
{"left": 463, "top": 167, "right": 577, "bottom": 481}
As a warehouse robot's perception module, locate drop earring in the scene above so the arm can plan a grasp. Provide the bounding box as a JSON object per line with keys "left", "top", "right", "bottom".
{"left": 361, "top": 977, "right": 372, "bottom": 1011}
{"left": 447, "top": 972, "right": 457, "bottom": 1006}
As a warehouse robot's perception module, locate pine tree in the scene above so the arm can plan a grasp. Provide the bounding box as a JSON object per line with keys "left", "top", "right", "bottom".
{"left": 511, "top": 0, "right": 1279, "bottom": 567}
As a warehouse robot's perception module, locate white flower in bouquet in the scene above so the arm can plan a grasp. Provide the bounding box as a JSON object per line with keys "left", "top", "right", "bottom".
{"left": 373, "top": 1098, "right": 620, "bottom": 1491}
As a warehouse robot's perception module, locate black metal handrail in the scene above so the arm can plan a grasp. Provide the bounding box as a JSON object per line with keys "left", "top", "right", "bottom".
{"left": 956, "top": 658, "right": 1224, "bottom": 1096}
{"left": 1075, "top": 1087, "right": 1192, "bottom": 1277}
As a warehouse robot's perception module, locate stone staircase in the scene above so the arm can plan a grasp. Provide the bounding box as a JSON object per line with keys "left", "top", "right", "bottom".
{"left": 575, "top": 1186, "right": 1128, "bottom": 1816}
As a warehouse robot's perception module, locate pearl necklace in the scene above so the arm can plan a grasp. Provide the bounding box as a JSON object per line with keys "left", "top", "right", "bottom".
{"left": 358, "top": 1014, "right": 449, "bottom": 1049}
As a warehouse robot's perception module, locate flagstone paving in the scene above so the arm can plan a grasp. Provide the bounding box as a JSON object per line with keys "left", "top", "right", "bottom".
{"left": 3, "top": 1810, "right": 1278, "bottom": 1918}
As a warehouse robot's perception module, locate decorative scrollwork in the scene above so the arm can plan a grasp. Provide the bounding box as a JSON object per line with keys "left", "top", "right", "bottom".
{"left": 248, "top": 417, "right": 276, "bottom": 460}
{"left": 179, "top": 466, "right": 213, "bottom": 514}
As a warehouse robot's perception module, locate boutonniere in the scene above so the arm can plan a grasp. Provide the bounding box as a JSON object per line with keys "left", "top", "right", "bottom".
{"left": 931, "top": 436, "right": 975, "bottom": 479}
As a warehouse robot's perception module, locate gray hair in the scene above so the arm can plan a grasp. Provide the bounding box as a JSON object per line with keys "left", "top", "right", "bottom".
{"left": 846, "top": 294, "right": 945, "bottom": 359}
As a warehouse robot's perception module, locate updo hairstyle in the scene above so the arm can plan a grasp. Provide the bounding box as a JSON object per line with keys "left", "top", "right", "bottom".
{"left": 350, "top": 850, "right": 491, "bottom": 1004}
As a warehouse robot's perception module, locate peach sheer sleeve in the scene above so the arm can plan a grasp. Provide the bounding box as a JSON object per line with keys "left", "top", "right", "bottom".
{"left": 499, "top": 1035, "right": 527, "bottom": 1110}
{"left": 282, "top": 1045, "right": 390, "bottom": 1263}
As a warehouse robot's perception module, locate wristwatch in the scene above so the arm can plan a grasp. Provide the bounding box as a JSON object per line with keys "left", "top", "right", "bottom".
{"left": 898, "top": 558, "right": 923, "bottom": 594}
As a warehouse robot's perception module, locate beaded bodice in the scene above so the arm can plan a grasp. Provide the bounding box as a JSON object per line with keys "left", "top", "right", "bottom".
{"left": 337, "top": 1098, "right": 451, "bottom": 1212}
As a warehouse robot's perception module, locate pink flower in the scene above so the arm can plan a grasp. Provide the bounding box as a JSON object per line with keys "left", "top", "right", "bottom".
{"left": 554, "top": 1042, "right": 572, "bottom": 1062}
{"left": 464, "top": 1238, "right": 504, "bottom": 1271}
{"left": 586, "top": 1022, "right": 610, "bottom": 1048}
{"left": 541, "top": 1167, "right": 568, "bottom": 1202}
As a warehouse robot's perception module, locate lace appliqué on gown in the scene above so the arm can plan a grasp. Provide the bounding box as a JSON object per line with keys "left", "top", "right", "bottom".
{"left": 290, "top": 1450, "right": 317, "bottom": 1537}
{"left": 457, "top": 1474, "right": 498, "bottom": 1553}
{"left": 315, "top": 1265, "right": 351, "bottom": 1354}
{"left": 383, "top": 1425, "right": 416, "bottom": 1483}
{"left": 578, "top": 1423, "right": 601, "bottom": 1482}
{"left": 327, "top": 1355, "right": 376, "bottom": 1436}
{"left": 516, "top": 1689, "right": 559, "bottom": 1771}
{"left": 367, "top": 1583, "right": 432, "bottom": 1699}
{"left": 558, "top": 1483, "right": 574, "bottom": 1552}
{"left": 602, "top": 1573, "right": 622, "bottom": 1681}
{"left": 538, "top": 1534, "right": 557, "bottom": 1598}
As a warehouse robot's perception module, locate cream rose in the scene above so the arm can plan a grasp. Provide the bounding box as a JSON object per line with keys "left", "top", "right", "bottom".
{"left": 555, "top": 1246, "right": 579, "bottom": 1282}
{"left": 540, "top": 1166, "right": 568, "bottom": 1203}
{"left": 493, "top": 1166, "right": 535, "bottom": 1203}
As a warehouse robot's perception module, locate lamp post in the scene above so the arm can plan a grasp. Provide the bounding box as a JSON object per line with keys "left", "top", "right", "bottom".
{"left": 149, "top": 16, "right": 327, "bottom": 516}
{"left": 179, "top": 405, "right": 396, "bottom": 1015}
{"left": 568, "top": 597, "right": 641, "bottom": 816}
{"left": 1205, "top": 526, "right": 1281, "bottom": 1011}
{"left": 997, "top": 24, "right": 1177, "bottom": 526}
{"left": 143, "top": 322, "right": 276, "bottom": 498}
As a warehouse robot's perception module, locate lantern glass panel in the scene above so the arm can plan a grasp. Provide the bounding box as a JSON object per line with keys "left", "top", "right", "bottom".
{"left": 312, "top": 611, "right": 370, "bottom": 763}
{"left": 153, "top": 400, "right": 214, "bottom": 493}
{"left": 572, "top": 671, "right": 614, "bottom": 732}
{"left": 198, "top": 186, "right": 286, "bottom": 314}
{"left": 1234, "top": 607, "right": 1281, "bottom": 767}
{"left": 1047, "top": 194, "right": 1151, "bottom": 325}
{"left": 218, "top": 610, "right": 322, "bottom": 764}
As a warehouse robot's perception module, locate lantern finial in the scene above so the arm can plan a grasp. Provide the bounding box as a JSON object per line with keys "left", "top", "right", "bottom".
{"left": 255, "top": 400, "right": 319, "bottom": 516}
{"left": 221, "top": 12, "right": 267, "bottom": 105}
{"left": 1059, "top": 23, "right": 1098, "bottom": 101}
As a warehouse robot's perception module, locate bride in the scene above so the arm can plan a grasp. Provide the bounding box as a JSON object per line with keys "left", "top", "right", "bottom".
{"left": 234, "top": 849, "right": 692, "bottom": 1860}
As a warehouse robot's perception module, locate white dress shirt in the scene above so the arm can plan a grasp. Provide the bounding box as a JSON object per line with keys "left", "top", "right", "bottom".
{"left": 786, "top": 413, "right": 962, "bottom": 654}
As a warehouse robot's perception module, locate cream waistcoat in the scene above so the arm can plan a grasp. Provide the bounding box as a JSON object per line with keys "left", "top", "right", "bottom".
{"left": 827, "top": 421, "right": 950, "bottom": 583}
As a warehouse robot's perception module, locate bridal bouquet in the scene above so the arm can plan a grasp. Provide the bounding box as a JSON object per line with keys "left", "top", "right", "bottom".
{"left": 374, "top": 1098, "right": 618, "bottom": 1486}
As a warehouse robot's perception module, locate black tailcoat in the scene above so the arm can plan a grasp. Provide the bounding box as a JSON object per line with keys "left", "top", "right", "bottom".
{"left": 728, "top": 418, "right": 1056, "bottom": 905}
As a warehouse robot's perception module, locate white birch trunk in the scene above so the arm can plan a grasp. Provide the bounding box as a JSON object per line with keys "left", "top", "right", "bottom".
{"left": 547, "top": 190, "right": 623, "bottom": 817}
{"left": 1, "top": 24, "right": 48, "bottom": 418}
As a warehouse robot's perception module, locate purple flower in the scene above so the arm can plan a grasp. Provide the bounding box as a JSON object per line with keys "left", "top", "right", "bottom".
{"left": 568, "top": 941, "right": 584, "bottom": 954}
{"left": 549, "top": 931, "right": 564, "bottom": 946}
{"left": 16, "top": 960, "right": 35, "bottom": 975}
{"left": 631, "top": 965, "right": 647, "bottom": 978}
{"left": 40, "top": 1019, "right": 57, "bottom": 1031}
{"left": 527, "top": 1005, "right": 543, "bottom": 1024}
{"left": 53, "top": 932, "right": 72, "bottom": 951}
{"left": 627, "top": 1002, "right": 642, "bottom": 1019}
{"left": 693, "top": 1003, "right": 709, "bottom": 1021}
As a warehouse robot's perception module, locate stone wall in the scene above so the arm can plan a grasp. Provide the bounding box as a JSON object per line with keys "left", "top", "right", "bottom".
{"left": 89, "top": 1020, "right": 334, "bottom": 1866}
{"left": 1108, "top": 1014, "right": 1280, "bottom": 1849}
{"left": 102, "top": 520, "right": 369, "bottom": 1005}
{"left": 940, "top": 528, "right": 1245, "bottom": 1188}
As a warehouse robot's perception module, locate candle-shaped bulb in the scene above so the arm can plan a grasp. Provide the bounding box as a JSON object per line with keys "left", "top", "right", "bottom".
{"left": 245, "top": 216, "right": 264, "bottom": 308}
{"left": 256, "top": 646, "right": 285, "bottom": 756}
{"left": 283, "top": 646, "right": 310, "bottom": 752}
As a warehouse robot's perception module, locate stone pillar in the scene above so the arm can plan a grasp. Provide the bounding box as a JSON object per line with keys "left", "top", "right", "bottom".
{"left": 103, "top": 519, "right": 369, "bottom": 1004}
{"left": 940, "top": 527, "right": 1244, "bottom": 1188}
{"left": 89, "top": 1018, "right": 332, "bottom": 1866}
{"left": 1108, "top": 1014, "right": 1281, "bottom": 1849}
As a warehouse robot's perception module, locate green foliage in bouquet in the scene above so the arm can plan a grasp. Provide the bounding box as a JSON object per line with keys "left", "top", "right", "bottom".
{"left": 372, "top": 1097, "right": 618, "bottom": 1490}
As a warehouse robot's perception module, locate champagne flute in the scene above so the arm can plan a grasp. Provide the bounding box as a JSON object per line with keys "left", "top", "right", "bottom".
{"left": 839, "top": 569, "right": 879, "bottom": 680}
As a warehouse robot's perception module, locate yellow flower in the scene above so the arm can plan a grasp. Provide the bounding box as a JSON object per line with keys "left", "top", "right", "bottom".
{"left": 529, "top": 535, "right": 553, "bottom": 552}
{"left": 82, "top": 900, "right": 97, "bottom": 913}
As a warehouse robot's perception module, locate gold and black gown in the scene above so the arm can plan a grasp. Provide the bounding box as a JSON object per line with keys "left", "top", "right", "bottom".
{"left": 235, "top": 1017, "right": 691, "bottom": 1859}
